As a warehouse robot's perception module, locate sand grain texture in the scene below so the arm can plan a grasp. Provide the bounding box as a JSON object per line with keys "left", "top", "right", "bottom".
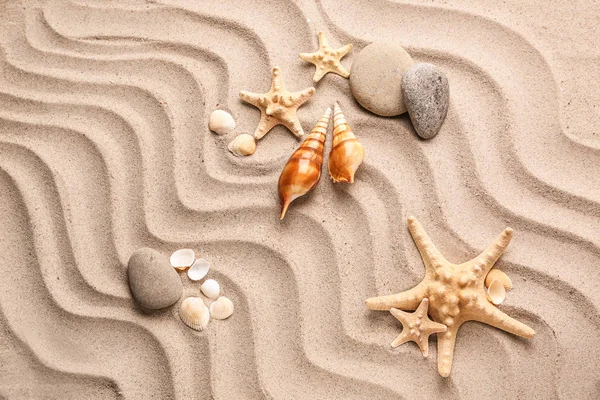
{"left": 0, "top": 0, "right": 599, "bottom": 398}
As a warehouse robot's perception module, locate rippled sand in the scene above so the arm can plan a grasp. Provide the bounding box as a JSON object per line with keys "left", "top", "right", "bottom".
{"left": 0, "top": 0, "right": 599, "bottom": 398}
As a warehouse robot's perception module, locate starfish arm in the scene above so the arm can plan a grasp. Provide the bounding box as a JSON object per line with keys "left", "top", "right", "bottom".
{"left": 299, "top": 52, "right": 317, "bottom": 63}
{"left": 334, "top": 64, "right": 351, "bottom": 79}
{"left": 437, "top": 325, "right": 459, "bottom": 377}
{"left": 415, "top": 297, "right": 432, "bottom": 315}
{"left": 407, "top": 216, "right": 448, "bottom": 273}
{"left": 418, "top": 337, "right": 430, "bottom": 357}
{"left": 270, "top": 66, "right": 284, "bottom": 92}
{"left": 239, "top": 90, "right": 262, "bottom": 108}
{"left": 312, "top": 67, "right": 328, "bottom": 83}
{"left": 472, "top": 301, "right": 535, "bottom": 338}
{"left": 253, "top": 114, "right": 280, "bottom": 140}
{"left": 317, "top": 31, "right": 329, "bottom": 49}
{"left": 366, "top": 282, "right": 427, "bottom": 310}
{"left": 391, "top": 331, "right": 412, "bottom": 348}
{"left": 336, "top": 43, "right": 353, "bottom": 57}
{"left": 291, "top": 87, "right": 316, "bottom": 106}
{"left": 280, "top": 113, "right": 305, "bottom": 138}
{"left": 390, "top": 307, "right": 410, "bottom": 322}
{"left": 475, "top": 228, "right": 513, "bottom": 275}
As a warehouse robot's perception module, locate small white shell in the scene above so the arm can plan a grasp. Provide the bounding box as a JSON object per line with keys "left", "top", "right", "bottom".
{"left": 170, "top": 249, "right": 195, "bottom": 269}
{"left": 485, "top": 269, "right": 512, "bottom": 290}
{"left": 209, "top": 296, "right": 234, "bottom": 320}
{"left": 200, "top": 279, "right": 220, "bottom": 300}
{"left": 228, "top": 134, "right": 256, "bottom": 157}
{"left": 188, "top": 258, "right": 210, "bottom": 281}
{"left": 179, "top": 297, "right": 210, "bottom": 331}
{"left": 486, "top": 279, "right": 506, "bottom": 305}
{"left": 209, "top": 110, "right": 235, "bottom": 135}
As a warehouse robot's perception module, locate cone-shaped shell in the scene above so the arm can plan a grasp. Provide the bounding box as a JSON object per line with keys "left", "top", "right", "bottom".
{"left": 278, "top": 107, "right": 331, "bottom": 219}
{"left": 328, "top": 102, "right": 364, "bottom": 183}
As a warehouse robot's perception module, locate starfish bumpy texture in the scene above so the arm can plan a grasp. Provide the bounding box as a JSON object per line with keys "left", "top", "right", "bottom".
{"left": 239, "top": 66, "right": 315, "bottom": 140}
{"left": 366, "top": 216, "right": 535, "bottom": 377}
{"left": 390, "top": 298, "right": 447, "bottom": 357}
{"left": 299, "top": 32, "right": 353, "bottom": 83}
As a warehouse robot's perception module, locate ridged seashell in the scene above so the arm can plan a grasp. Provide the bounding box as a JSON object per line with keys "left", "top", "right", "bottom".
{"left": 170, "top": 249, "right": 195, "bottom": 270}
{"left": 188, "top": 258, "right": 210, "bottom": 281}
{"left": 328, "top": 102, "right": 364, "bottom": 183}
{"left": 200, "top": 279, "right": 220, "bottom": 300}
{"left": 484, "top": 269, "right": 512, "bottom": 290}
{"left": 209, "top": 296, "right": 234, "bottom": 320}
{"left": 228, "top": 133, "right": 256, "bottom": 157}
{"left": 278, "top": 107, "right": 331, "bottom": 219}
{"left": 179, "top": 297, "right": 210, "bottom": 331}
{"left": 209, "top": 109, "right": 235, "bottom": 135}
{"left": 486, "top": 279, "right": 506, "bottom": 305}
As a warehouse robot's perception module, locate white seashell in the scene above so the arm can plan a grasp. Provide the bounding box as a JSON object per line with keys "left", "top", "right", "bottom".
{"left": 209, "top": 110, "right": 235, "bottom": 135}
{"left": 170, "top": 249, "right": 195, "bottom": 270}
{"left": 484, "top": 269, "right": 512, "bottom": 290}
{"left": 200, "top": 279, "right": 220, "bottom": 300}
{"left": 179, "top": 297, "right": 210, "bottom": 331}
{"left": 209, "top": 296, "right": 234, "bottom": 320}
{"left": 188, "top": 258, "right": 210, "bottom": 281}
{"left": 228, "top": 134, "right": 256, "bottom": 157}
{"left": 486, "top": 279, "right": 506, "bottom": 305}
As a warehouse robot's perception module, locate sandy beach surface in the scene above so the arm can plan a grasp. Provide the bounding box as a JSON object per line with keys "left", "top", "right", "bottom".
{"left": 0, "top": 0, "right": 599, "bottom": 398}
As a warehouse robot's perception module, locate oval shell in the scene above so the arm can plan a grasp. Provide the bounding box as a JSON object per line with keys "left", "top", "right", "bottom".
{"left": 278, "top": 107, "right": 331, "bottom": 219}
{"left": 485, "top": 269, "right": 512, "bottom": 290}
{"left": 209, "top": 296, "right": 234, "bottom": 320}
{"left": 188, "top": 258, "right": 210, "bottom": 281}
{"left": 170, "top": 249, "right": 195, "bottom": 270}
{"left": 179, "top": 297, "right": 210, "bottom": 331}
{"left": 328, "top": 102, "right": 364, "bottom": 183}
{"left": 209, "top": 110, "right": 235, "bottom": 135}
{"left": 486, "top": 279, "right": 506, "bottom": 305}
{"left": 228, "top": 133, "right": 256, "bottom": 157}
{"left": 201, "top": 279, "right": 220, "bottom": 300}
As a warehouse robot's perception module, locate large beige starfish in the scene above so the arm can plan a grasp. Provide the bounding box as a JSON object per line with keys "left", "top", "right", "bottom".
{"left": 239, "top": 66, "right": 316, "bottom": 139}
{"left": 299, "top": 32, "right": 353, "bottom": 83}
{"left": 390, "top": 298, "right": 448, "bottom": 357}
{"left": 366, "top": 216, "right": 535, "bottom": 377}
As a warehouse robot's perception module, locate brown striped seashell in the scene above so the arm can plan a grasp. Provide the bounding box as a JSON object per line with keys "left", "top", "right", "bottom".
{"left": 278, "top": 106, "right": 331, "bottom": 219}
{"left": 328, "top": 102, "right": 364, "bottom": 183}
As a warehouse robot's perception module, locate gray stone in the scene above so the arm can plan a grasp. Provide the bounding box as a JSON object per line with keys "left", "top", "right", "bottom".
{"left": 127, "top": 248, "right": 182, "bottom": 309}
{"left": 401, "top": 63, "right": 449, "bottom": 139}
{"left": 349, "top": 42, "right": 414, "bottom": 116}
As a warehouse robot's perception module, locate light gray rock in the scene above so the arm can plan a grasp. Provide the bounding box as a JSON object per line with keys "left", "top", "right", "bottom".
{"left": 127, "top": 248, "right": 182, "bottom": 309}
{"left": 349, "top": 42, "right": 414, "bottom": 116}
{"left": 401, "top": 63, "right": 449, "bottom": 139}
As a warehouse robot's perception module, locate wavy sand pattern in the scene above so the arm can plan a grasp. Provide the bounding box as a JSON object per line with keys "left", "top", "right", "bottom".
{"left": 0, "top": 0, "right": 599, "bottom": 398}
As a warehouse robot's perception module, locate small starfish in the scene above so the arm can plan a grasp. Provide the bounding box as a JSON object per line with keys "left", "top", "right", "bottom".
{"left": 390, "top": 298, "right": 448, "bottom": 357}
{"left": 366, "top": 216, "right": 535, "bottom": 377}
{"left": 299, "top": 32, "right": 353, "bottom": 83}
{"left": 239, "top": 66, "right": 316, "bottom": 140}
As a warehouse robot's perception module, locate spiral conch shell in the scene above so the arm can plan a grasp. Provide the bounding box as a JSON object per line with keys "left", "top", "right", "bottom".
{"left": 328, "top": 102, "right": 364, "bottom": 183}
{"left": 278, "top": 107, "right": 331, "bottom": 219}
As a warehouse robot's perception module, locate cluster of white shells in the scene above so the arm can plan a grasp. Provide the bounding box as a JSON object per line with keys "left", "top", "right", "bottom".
{"left": 208, "top": 109, "right": 256, "bottom": 157}
{"left": 170, "top": 249, "right": 235, "bottom": 331}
